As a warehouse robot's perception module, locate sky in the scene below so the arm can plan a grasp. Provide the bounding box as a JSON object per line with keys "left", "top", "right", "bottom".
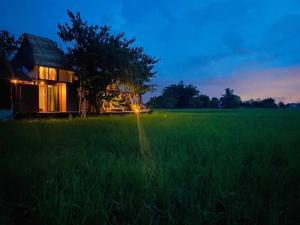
{"left": 1, "top": 0, "right": 300, "bottom": 102}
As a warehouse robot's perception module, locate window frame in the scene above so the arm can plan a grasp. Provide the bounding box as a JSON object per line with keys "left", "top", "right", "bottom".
{"left": 39, "top": 66, "right": 58, "bottom": 81}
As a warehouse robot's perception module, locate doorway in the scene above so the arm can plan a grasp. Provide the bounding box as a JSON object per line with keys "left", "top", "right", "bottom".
{"left": 39, "top": 84, "right": 46, "bottom": 112}
{"left": 47, "top": 85, "right": 58, "bottom": 112}
{"left": 39, "top": 83, "right": 66, "bottom": 112}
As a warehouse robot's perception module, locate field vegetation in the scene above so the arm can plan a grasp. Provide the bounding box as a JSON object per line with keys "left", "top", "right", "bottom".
{"left": 1, "top": 109, "right": 300, "bottom": 225}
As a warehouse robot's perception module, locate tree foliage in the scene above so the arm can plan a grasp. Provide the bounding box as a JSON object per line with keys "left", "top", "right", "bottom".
{"left": 147, "top": 81, "right": 220, "bottom": 109}
{"left": 220, "top": 88, "right": 242, "bottom": 109}
{"left": 0, "top": 30, "right": 19, "bottom": 61}
{"left": 0, "top": 30, "right": 20, "bottom": 79}
{"left": 148, "top": 84, "right": 282, "bottom": 109}
{"left": 278, "top": 101, "right": 285, "bottom": 109}
{"left": 58, "top": 10, "right": 158, "bottom": 116}
{"left": 209, "top": 97, "right": 220, "bottom": 108}
{"left": 243, "top": 98, "right": 278, "bottom": 108}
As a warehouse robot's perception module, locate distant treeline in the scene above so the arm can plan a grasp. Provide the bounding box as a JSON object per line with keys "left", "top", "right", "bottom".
{"left": 147, "top": 81, "right": 295, "bottom": 109}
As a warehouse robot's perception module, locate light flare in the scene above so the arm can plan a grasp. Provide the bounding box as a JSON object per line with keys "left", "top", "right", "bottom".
{"left": 135, "top": 110, "right": 152, "bottom": 160}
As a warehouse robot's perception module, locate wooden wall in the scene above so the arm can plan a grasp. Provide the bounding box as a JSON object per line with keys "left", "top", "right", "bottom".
{"left": 67, "top": 82, "right": 78, "bottom": 112}
{"left": 1, "top": 80, "right": 78, "bottom": 113}
{"left": 13, "top": 84, "right": 39, "bottom": 113}
{"left": 0, "top": 80, "right": 11, "bottom": 110}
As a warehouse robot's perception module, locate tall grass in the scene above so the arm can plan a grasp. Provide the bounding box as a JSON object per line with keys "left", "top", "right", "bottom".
{"left": 0, "top": 109, "right": 299, "bottom": 225}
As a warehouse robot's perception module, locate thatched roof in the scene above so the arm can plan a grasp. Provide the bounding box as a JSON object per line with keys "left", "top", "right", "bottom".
{"left": 12, "top": 33, "right": 71, "bottom": 71}
{"left": 25, "top": 34, "right": 69, "bottom": 69}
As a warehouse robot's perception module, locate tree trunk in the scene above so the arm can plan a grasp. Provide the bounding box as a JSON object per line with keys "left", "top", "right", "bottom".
{"left": 138, "top": 93, "right": 142, "bottom": 105}
{"left": 7, "top": 61, "right": 14, "bottom": 112}
{"left": 78, "top": 82, "right": 87, "bottom": 118}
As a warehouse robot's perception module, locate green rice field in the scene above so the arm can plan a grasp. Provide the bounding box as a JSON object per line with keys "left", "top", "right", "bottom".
{"left": 0, "top": 109, "right": 300, "bottom": 225}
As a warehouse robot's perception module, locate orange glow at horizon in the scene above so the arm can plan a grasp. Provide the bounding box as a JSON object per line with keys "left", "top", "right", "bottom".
{"left": 198, "top": 66, "right": 300, "bottom": 103}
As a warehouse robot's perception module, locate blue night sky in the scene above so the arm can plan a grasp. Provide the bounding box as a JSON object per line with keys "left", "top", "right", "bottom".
{"left": 1, "top": 0, "right": 300, "bottom": 102}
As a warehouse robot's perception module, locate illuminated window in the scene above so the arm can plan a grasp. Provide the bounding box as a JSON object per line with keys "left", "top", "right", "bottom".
{"left": 59, "top": 69, "right": 74, "bottom": 82}
{"left": 49, "top": 68, "right": 57, "bottom": 80}
{"left": 39, "top": 66, "right": 48, "bottom": 80}
{"left": 59, "top": 83, "right": 67, "bottom": 112}
{"left": 39, "top": 66, "right": 57, "bottom": 81}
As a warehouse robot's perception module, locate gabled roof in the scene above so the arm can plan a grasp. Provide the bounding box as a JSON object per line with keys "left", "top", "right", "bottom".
{"left": 24, "top": 34, "right": 70, "bottom": 69}
{"left": 12, "top": 33, "right": 71, "bottom": 71}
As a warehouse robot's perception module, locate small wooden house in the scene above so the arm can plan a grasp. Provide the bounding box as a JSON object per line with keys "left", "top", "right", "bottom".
{"left": 0, "top": 34, "right": 78, "bottom": 115}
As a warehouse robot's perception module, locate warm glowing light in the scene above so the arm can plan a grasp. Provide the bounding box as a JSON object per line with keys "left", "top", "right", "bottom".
{"left": 40, "top": 81, "right": 45, "bottom": 85}
{"left": 135, "top": 107, "right": 152, "bottom": 160}
{"left": 11, "top": 79, "right": 35, "bottom": 85}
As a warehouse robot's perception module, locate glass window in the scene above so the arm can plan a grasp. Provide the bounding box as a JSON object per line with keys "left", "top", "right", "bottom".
{"left": 59, "top": 83, "right": 67, "bottom": 112}
{"left": 59, "top": 69, "right": 74, "bottom": 82}
{"left": 39, "top": 84, "right": 46, "bottom": 112}
{"left": 39, "top": 66, "right": 48, "bottom": 80}
{"left": 49, "top": 68, "right": 57, "bottom": 81}
{"left": 48, "top": 85, "right": 58, "bottom": 112}
{"left": 39, "top": 66, "right": 57, "bottom": 80}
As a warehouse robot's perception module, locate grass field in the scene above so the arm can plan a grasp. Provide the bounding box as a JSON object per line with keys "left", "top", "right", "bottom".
{"left": 0, "top": 109, "right": 300, "bottom": 225}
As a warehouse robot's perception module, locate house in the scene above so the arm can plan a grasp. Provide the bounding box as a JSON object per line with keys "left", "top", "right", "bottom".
{"left": 0, "top": 34, "right": 78, "bottom": 116}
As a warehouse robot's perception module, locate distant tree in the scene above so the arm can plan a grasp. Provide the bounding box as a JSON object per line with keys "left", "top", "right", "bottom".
{"left": 278, "top": 101, "right": 286, "bottom": 109}
{"left": 243, "top": 99, "right": 258, "bottom": 108}
{"left": 220, "top": 88, "right": 242, "bottom": 109}
{"left": 147, "top": 95, "right": 177, "bottom": 108}
{"left": 242, "top": 98, "right": 279, "bottom": 108}
{"left": 260, "top": 98, "right": 277, "bottom": 108}
{"left": 209, "top": 97, "right": 220, "bottom": 108}
{"left": 147, "top": 96, "right": 162, "bottom": 108}
{"left": 148, "top": 81, "right": 200, "bottom": 108}
{"left": 179, "top": 84, "right": 200, "bottom": 107}
{"left": 190, "top": 95, "right": 210, "bottom": 108}
{"left": 286, "top": 103, "right": 300, "bottom": 109}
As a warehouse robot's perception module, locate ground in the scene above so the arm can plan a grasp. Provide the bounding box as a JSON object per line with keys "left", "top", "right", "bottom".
{"left": 0, "top": 109, "right": 300, "bottom": 225}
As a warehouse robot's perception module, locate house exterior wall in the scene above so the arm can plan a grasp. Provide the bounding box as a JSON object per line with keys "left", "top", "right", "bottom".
{"left": 0, "top": 80, "right": 11, "bottom": 110}
{"left": 67, "top": 82, "right": 78, "bottom": 111}
{"left": 13, "top": 84, "right": 39, "bottom": 113}
{"left": 59, "top": 69, "right": 74, "bottom": 82}
{"left": 8, "top": 34, "right": 79, "bottom": 114}
{"left": 8, "top": 80, "right": 78, "bottom": 113}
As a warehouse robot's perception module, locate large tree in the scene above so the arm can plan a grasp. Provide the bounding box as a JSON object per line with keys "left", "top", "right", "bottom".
{"left": 117, "top": 45, "right": 158, "bottom": 105}
{"left": 0, "top": 30, "right": 19, "bottom": 61}
{"left": 58, "top": 11, "right": 157, "bottom": 116}
{"left": 190, "top": 94, "right": 210, "bottom": 108}
{"left": 0, "top": 30, "right": 19, "bottom": 76}
{"left": 0, "top": 31, "right": 20, "bottom": 111}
